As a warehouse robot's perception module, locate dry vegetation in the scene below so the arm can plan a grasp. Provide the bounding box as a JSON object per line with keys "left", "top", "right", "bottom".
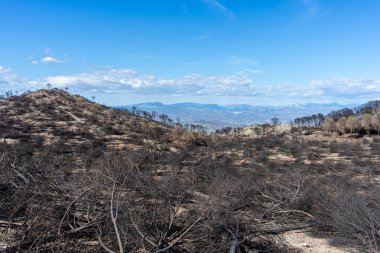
{"left": 0, "top": 90, "right": 380, "bottom": 253}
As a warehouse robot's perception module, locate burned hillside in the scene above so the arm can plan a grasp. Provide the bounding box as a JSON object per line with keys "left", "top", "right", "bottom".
{"left": 0, "top": 90, "right": 379, "bottom": 253}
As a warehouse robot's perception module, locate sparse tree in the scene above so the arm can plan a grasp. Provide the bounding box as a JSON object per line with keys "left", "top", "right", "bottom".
{"left": 346, "top": 115, "right": 360, "bottom": 135}
{"left": 261, "top": 123, "right": 271, "bottom": 135}
{"left": 254, "top": 126, "right": 262, "bottom": 136}
{"left": 271, "top": 117, "right": 279, "bottom": 126}
{"left": 131, "top": 106, "right": 137, "bottom": 114}
{"left": 361, "top": 113, "right": 372, "bottom": 136}
{"left": 336, "top": 117, "right": 347, "bottom": 134}
{"left": 371, "top": 112, "right": 380, "bottom": 136}
{"left": 151, "top": 111, "right": 157, "bottom": 120}
{"left": 317, "top": 113, "right": 325, "bottom": 125}
{"left": 323, "top": 118, "right": 336, "bottom": 133}
{"left": 5, "top": 90, "right": 13, "bottom": 97}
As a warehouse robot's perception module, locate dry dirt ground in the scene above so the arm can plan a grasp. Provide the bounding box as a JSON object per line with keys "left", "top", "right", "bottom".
{"left": 283, "top": 230, "right": 357, "bottom": 253}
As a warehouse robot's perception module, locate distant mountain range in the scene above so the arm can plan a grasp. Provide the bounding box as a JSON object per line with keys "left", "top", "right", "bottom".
{"left": 115, "top": 102, "right": 358, "bottom": 130}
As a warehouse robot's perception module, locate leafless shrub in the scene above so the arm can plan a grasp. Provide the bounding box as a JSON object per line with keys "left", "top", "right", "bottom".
{"left": 370, "top": 142, "right": 380, "bottom": 154}
{"left": 299, "top": 177, "right": 380, "bottom": 252}
{"left": 256, "top": 151, "right": 269, "bottom": 163}
{"left": 329, "top": 140, "right": 362, "bottom": 155}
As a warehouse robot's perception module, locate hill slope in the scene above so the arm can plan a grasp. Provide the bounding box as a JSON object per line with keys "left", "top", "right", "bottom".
{"left": 0, "top": 89, "right": 171, "bottom": 151}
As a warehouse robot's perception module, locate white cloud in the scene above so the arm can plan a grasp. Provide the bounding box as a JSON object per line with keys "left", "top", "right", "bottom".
{"left": 1, "top": 65, "right": 380, "bottom": 104}
{"left": 29, "top": 47, "right": 67, "bottom": 65}
{"left": 40, "top": 56, "right": 63, "bottom": 64}
{"left": 254, "top": 78, "right": 380, "bottom": 102}
{"left": 38, "top": 70, "right": 252, "bottom": 96}
{"left": 0, "top": 66, "right": 27, "bottom": 91}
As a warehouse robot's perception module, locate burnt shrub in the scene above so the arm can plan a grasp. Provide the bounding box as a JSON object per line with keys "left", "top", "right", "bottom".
{"left": 289, "top": 144, "right": 303, "bottom": 158}
{"left": 332, "top": 162, "right": 348, "bottom": 172}
{"left": 256, "top": 151, "right": 269, "bottom": 163}
{"left": 363, "top": 138, "right": 371, "bottom": 145}
{"left": 370, "top": 142, "right": 380, "bottom": 154}
{"left": 76, "top": 139, "right": 106, "bottom": 154}
{"left": 46, "top": 141, "right": 72, "bottom": 154}
{"left": 320, "top": 141, "right": 330, "bottom": 149}
{"left": 52, "top": 128, "right": 76, "bottom": 139}
{"left": 303, "top": 129, "right": 313, "bottom": 135}
{"left": 102, "top": 125, "right": 124, "bottom": 135}
{"left": 352, "top": 158, "right": 375, "bottom": 168}
{"left": 290, "top": 126, "right": 300, "bottom": 134}
{"left": 127, "top": 133, "right": 146, "bottom": 145}
{"left": 78, "top": 130, "right": 95, "bottom": 140}
{"left": 299, "top": 178, "right": 380, "bottom": 252}
{"left": 307, "top": 139, "right": 321, "bottom": 147}
{"left": 329, "top": 141, "right": 362, "bottom": 156}
{"left": 307, "top": 151, "right": 321, "bottom": 160}
{"left": 329, "top": 140, "right": 339, "bottom": 153}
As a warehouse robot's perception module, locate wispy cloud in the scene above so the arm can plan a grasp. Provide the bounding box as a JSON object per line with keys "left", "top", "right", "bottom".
{"left": 301, "top": 0, "right": 323, "bottom": 20}
{"left": 203, "top": 0, "right": 234, "bottom": 19}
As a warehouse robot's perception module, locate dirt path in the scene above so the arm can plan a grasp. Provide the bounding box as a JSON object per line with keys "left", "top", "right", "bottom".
{"left": 283, "top": 230, "right": 359, "bottom": 253}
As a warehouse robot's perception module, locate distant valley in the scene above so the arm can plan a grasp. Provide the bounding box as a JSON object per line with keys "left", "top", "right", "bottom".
{"left": 116, "top": 102, "right": 358, "bottom": 130}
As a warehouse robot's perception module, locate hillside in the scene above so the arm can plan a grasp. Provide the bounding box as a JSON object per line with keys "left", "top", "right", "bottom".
{"left": 0, "top": 89, "right": 172, "bottom": 152}
{"left": 0, "top": 90, "right": 379, "bottom": 253}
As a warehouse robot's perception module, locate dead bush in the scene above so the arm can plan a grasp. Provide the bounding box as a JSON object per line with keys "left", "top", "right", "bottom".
{"left": 300, "top": 178, "right": 380, "bottom": 252}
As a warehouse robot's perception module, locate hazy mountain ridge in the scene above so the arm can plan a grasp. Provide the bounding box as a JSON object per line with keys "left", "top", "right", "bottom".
{"left": 116, "top": 102, "right": 359, "bottom": 130}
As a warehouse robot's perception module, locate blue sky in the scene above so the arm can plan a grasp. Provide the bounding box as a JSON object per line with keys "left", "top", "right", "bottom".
{"left": 1, "top": 0, "right": 380, "bottom": 105}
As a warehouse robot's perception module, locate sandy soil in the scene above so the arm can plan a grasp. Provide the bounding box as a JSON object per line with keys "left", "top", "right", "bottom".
{"left": 283, "top": 230, "right": 360, "bottom": 253}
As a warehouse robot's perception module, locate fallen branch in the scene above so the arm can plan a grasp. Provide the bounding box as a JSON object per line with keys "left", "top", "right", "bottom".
{"left": 57, "top": 188, "right": 92, "bottom": 236}
{"left": 246, "top": 223, "right": 312, "bottom": 237}
{"left": 274, "top": 210, "right": 314, "bottom": 219}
